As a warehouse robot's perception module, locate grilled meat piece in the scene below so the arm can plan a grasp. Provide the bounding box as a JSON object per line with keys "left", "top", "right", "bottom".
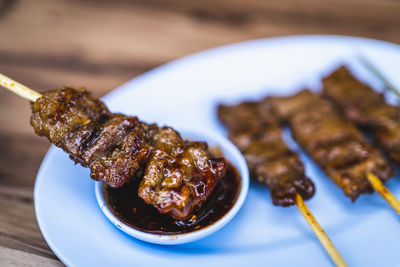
{"left": 31, "top": 86, "right": 111, "bottom": 144}
{"left": 139, "top": 127, "right": 227, "bottom": 220}
{"left": 218, "top": 101, "right": 315, "bottom": 206}
{"left": 322, "top": 66, "right": 400, "bottom": 165}
{"left": 268, "top": 90, "right": 395, "bottom": 200}
{"left": 31, "top": 87, "right": 154, "bottom": 188}
{"left": 31, "top": 87, "right": 227, "bottom": 220}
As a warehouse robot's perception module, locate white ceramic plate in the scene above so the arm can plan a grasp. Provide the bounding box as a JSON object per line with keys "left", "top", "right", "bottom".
{"left": 34, "top": 35, "right": 400, "bottom": 267}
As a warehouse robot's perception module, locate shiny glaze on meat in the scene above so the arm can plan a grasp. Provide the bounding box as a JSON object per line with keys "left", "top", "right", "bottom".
{"left": 30, "top": 87, "right": 228, "bottom": 220}
{"left": 104, "top": 163, "right": 240, "bottom": 234}
{"left": 139, "top": 127, "right": 227, "bottom": 220}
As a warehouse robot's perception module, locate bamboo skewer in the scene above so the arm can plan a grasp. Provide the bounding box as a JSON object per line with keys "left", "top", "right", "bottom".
{"left": 296, "top": 194, "right": 348, "bottom": 267}
{"left": 367, "top": 173, "right": 400, "bottom": 215}
{"left": 357, "top": 54, "right": 400, "bottom": 98}
{"left": 0, "top": 73, "right": 42, "bottom": 101}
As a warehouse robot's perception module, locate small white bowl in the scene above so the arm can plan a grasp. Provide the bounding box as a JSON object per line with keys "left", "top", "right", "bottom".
{"left": 95, "top": 127, "right": 249, "bottom": 245}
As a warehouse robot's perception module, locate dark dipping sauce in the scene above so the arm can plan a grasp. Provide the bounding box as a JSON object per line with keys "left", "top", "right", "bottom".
{"left": 103, "top": 163, "right": 240, "bottom": 235}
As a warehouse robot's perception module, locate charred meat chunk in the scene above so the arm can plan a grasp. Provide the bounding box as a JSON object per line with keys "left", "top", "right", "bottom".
{"left": 218, "top": 101, "right": 315, "bottom": 206}
{"left": 30, "top": 86, "right": 111, "bottom": 144}
{"left": 31, "top": 87, "right": 154, "bottom": 188}
{"left": 138, "top": 127, "right": 227, "bottom": 220}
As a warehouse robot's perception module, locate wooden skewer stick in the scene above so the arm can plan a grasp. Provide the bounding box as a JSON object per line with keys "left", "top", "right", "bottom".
{"left": 296, "top": 194, "right": 347, "bottom": 267}
{"left": 0, "top": 73, "right": 42, "bottom": 101}
{"left": 357, "top": 54, "right": 400, "bottom": 98}
{"left": 367, "top": 173, "right": 400, "bottom": 215}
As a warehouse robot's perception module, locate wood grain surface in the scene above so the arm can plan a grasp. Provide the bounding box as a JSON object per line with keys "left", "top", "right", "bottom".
{"left": 0, "top": 0, "right": 399, "bottom": 265}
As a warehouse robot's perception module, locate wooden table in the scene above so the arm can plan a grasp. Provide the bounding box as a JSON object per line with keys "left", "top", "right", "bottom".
{"left": 0, "top": 0, "right": 399, "bottom": 265}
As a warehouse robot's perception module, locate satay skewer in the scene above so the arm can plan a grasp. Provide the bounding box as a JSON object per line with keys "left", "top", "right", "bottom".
{"left": 1, "top": 73, "right": 232, "bottom": 221}
{"left": 296, "top": 194, "right": 347, "bottom": 267}
{"left": 217, "top": 102, "right": 347, "bottom": 267}
{"left": 322, "top": 67, "right": 400, "bottom": 215}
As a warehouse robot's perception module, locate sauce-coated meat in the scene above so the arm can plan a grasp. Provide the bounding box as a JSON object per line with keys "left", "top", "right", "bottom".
{"left": 105, "top": 163, "right": 239, "bottom": 234}
{"left": 139, "top": 127, "right": 227, "bottom": 220}
{"left": 30, "top": 87, "right": 227, "bottom": 220}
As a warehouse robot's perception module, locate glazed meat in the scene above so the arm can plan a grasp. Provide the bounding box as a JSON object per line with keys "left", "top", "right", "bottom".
{"left": 268, "top": 90, "right": 395, "bottom": 200}
{"left": 139, "top": 127, "right": 227, "bottom": 220}
{"left": 30, "top": 87, "right": 227, "bottom": 220}
{"left": 218, "top": 101, "right": 315, "bottom": 206}
{"left": 322, "top": 66, "right": 400, "bottom": 165}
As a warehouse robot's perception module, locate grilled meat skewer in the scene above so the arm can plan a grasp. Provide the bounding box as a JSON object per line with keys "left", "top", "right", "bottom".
{"left": 30, "top": 87, "right": 228, "bottom": 220}
{"left": 218, "top": 100, "right": 349, "bottom": 266}
{"left": 323, "top": 66, "right": 400, "bottom": 165}
{"left": 218, "top": 101, "right": 315, "bottom": 206}
{"left": 268, "top": 90, "right": 395, "bottom": 200}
